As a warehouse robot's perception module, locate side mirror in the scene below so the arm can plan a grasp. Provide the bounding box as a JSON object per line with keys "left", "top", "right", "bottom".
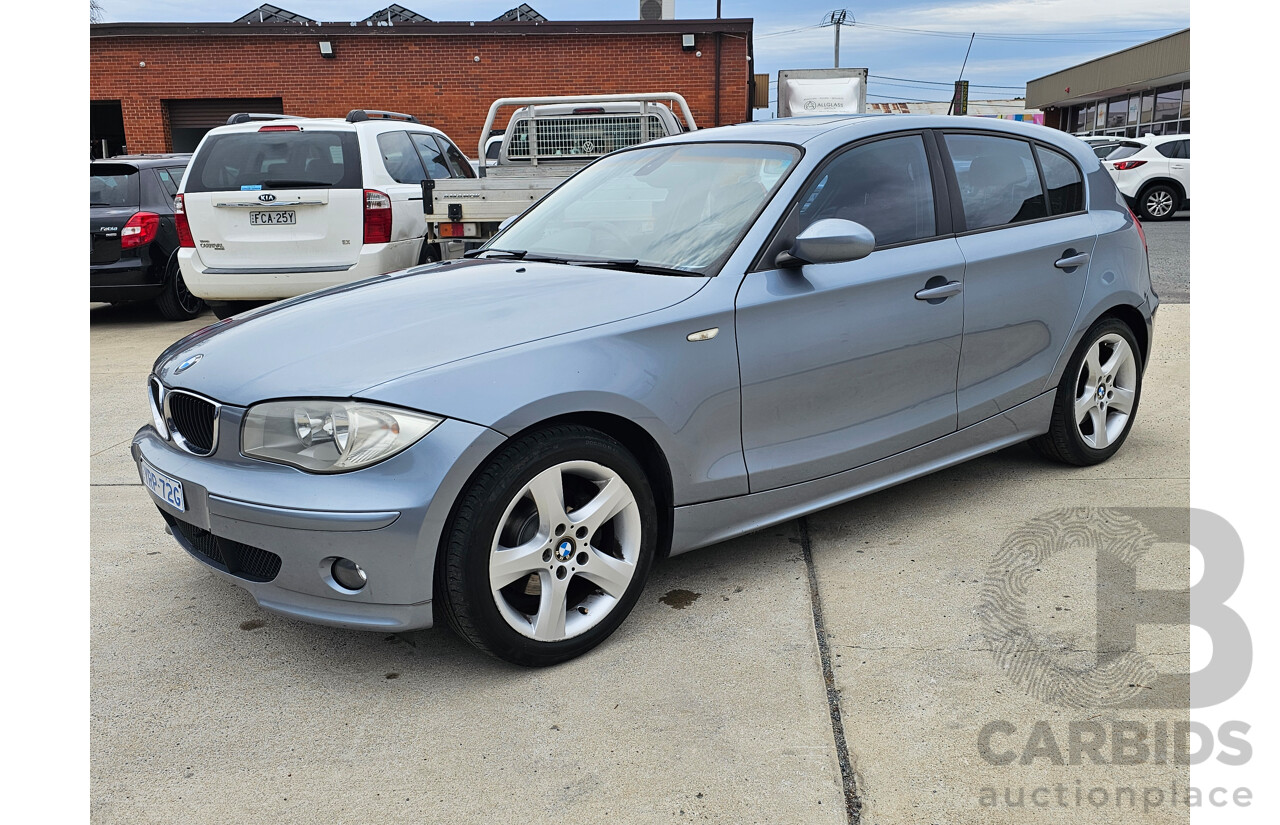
{"left": 498, "top": 215, "right": 517, "bottom": 233}
{"left": 776, "top": 218, "right": 875, "bottom": 268}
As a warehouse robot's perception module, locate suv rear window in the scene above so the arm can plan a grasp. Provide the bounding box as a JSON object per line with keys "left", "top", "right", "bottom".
{"left": 185, "top": 130, "right": 362, "bottom": 193}
{"left": 1103, "top": 142, "right": 1146, "bottom": 161}
{"left": 90, "top": 164, "right": 139, "bottom": 207}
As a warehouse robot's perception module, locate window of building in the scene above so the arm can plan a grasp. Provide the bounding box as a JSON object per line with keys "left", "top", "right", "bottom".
{"left": 944, "top": 133, "right": 1048, "bottom": 231}
{"left": 1154, "top": 87, "right": 1182, "bottom": 122}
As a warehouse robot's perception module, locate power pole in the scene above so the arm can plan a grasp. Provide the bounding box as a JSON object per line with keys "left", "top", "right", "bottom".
{"left": 822, "top": 9, "right": 851, "bottom": 68}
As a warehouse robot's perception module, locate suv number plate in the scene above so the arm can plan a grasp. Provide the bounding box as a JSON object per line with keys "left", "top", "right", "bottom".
{"left": 250, "top": 211, "right": 296, "bottom": 226}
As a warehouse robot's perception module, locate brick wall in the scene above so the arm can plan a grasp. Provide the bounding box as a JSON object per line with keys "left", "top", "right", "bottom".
{"left": 90, "top": 26, "right": 752, "bottom": 155}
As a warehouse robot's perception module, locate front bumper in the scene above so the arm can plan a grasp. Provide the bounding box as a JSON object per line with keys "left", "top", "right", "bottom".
{"left": 132, "top": 410, "right": 506, "bottom": 631}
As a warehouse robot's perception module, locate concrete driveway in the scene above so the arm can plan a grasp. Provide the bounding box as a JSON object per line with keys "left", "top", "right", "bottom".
{"left": 91, "top": 294, "right": 1189, "bottom": 824}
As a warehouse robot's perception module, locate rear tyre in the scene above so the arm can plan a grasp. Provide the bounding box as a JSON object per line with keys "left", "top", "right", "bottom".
{"left": 1032, "top": 317, "right": 1143, "bottom": 466}
{"left": 155, "top": 257, "right": 205, "bottom": 321}
{"left": 439, "top": 425, "right": 658, "bottom": 667}
{"left": 1137, "top": 184, "right": 1180, "bottom": 221}
{"left": 417, "top": 239, "right": 442, "bottom": 266}
{"left": 209, "top": 301, "right": 258, "bottom": 321}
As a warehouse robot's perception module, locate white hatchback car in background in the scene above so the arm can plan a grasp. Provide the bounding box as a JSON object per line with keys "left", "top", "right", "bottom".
{"left": 176, "top": 110, "right": 476, "bottom": 318}
{"left": 1101, "top": 134, "right": 1190, "bottom": 221}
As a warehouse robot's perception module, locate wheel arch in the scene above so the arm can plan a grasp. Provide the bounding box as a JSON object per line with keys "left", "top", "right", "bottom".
{"left": 1138, "top": 177, "right": 1186, "bottom": 202}
{"left": 1097, "top": 303, "right": 1150, "bottom": 369}
{"left": 431, "top": 410, "right": 677, "bottom": 622}
{"left": 510, "top": 412, "right": 676, "bottom": 561}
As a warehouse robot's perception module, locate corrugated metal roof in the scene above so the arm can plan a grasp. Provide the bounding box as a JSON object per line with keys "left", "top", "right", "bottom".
{"left": 1026, "top": 29, "right": 1189, "bottom": 110}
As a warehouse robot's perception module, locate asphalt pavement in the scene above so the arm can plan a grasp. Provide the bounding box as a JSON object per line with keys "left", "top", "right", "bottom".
{"left": 91, "top": 247, "right": 1190, "bottom": 823}
{"left": 1144, "top": 215, "right": 1189, "bottom": 303}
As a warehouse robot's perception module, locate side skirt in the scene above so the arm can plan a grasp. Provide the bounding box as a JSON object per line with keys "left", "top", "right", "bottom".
{"left": 670, "top": 390, "right": 1055, "bottom": 554}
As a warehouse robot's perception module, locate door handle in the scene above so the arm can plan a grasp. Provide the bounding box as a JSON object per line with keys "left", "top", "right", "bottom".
{"left": 914, "top": 280, "right": 962, "bottom": 302}
{"left": 1054, "top": 252, "right": 1090, "bottom": 270}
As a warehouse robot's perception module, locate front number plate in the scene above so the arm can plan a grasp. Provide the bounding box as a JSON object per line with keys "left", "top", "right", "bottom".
{"left": 141, "top": 459, "right": 185, "bottom": 511}
{"left": 249, "top": 210, "right": 296, "bottom": 226}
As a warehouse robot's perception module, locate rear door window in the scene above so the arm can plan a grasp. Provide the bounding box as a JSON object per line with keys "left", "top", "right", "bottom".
{"left": 435, "top": 136, "right": 476, "bottom": 178}
{"left": 943, "top": 133, "right": 1048, "bottom": 231}
{"left": 155, "top": 166, "right": 184, "bottom": 198}
{"left": 185, "top": 130, "right": 361, "bottom": 193}
{"left": 90, "top": 164, "right": 139, "bottom": 207}
{"left": 1157, "top": 139, "right": 1190, "bottom": 159}
{"left": 409, "top": 133, "right": 453, "bottom": 179}
{"left": 378, "top": 131, "right": 428, "bottom": 184}
{"left": 1034, "top": 146, "right": 1084, "bottom": 215}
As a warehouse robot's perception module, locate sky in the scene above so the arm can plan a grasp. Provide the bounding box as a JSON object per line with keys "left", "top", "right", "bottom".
{"left": 95, "top": 0, "right": 1191, "bottom": 109}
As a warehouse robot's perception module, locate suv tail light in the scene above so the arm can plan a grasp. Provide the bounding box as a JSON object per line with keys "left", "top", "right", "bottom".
{"left": 259, "top": 124, "right": 301, "bottom": 132}
{"left": 174, "top": 194, "right": 194, "bottom": 248}
{"left": 120, "top": 212, "right": 160, "bottom": 249}
{"left": 363, "top": 189, "right": 392, "bottom": 245}
{"left": 1111, "top": 160, "right": 1147, "bottom": 171}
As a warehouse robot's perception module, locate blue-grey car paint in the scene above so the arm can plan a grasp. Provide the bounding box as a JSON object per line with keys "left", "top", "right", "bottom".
{"left": 133, "top": 114, "right": 1155, "bottom": 632}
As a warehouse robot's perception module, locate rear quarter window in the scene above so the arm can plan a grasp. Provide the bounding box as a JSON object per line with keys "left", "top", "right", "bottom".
{"left": 1034, "top": 146, "right": 1084, "bottom": 215}
{"left": 185, "top": 130, "right": 361, "bottom": 193}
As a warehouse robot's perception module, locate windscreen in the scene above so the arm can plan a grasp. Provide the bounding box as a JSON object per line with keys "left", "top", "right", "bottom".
{"left": 184, "top": 130, "right": 362, "bottom": 193}
{"left": 90, "top": 164, "right": 139, "bottom": 207}
{"left": 492, "top": 142, "right": 801, "bottom": 274}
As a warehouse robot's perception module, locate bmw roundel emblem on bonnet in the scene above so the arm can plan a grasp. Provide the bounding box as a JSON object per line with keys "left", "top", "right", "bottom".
{"left": 175, "top": 354, "right": 203, "bottom": 373}
{"left": 258, "top": 193, "right": 277, "bottom": 203}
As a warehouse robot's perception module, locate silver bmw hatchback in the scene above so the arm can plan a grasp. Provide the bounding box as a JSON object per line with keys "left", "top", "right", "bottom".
{"left": 134, "top": 115, "right": 1155, "bottom": 666}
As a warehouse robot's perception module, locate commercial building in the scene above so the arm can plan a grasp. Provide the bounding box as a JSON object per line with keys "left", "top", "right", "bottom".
{"left": 89, "top": 4, "right": 754, "bottom": 158}
{"left": 1026, "top": 28, "right": 1189, "bottom": 138}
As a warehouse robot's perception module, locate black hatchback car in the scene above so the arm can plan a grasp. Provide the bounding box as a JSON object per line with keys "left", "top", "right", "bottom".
{"left": 91, "top": 155, "right": 205, "bottom": 320}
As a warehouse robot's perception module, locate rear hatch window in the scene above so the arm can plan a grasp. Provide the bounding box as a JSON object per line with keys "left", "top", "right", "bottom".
{"left": 185, "top": 130, "right": 361, "bottom": 193}
{"left": 90, "top": 164, "right": 139, "bottom": 207}
{"left": 1104, "top": 142, "right": 1146, "bottom": 162}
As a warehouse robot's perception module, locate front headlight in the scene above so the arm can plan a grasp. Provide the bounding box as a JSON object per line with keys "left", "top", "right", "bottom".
{"left": 241, "top": 400, "right": 442, "bottom": 473}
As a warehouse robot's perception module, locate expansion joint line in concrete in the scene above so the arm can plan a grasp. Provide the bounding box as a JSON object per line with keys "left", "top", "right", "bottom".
{"left": 798, "top": 516, "right": 863, "bottom": 824}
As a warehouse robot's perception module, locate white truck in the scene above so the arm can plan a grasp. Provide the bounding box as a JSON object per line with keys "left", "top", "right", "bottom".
{"left": 423, "top": 93, "right": 697, "bottom": 253}
{"left": 776, "top": 68, "right": 868, "bottom": 118}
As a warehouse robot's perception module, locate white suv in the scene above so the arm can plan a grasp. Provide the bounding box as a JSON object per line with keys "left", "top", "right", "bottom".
{"left": 176, "top": 110, "right": 475, "bottom": 317}
{"left": 1101, "top": 134, "right": 1190, "bottom": 221}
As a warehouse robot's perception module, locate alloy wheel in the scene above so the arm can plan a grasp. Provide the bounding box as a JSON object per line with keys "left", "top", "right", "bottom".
{"left": 1073, "top": 333, "right": 1138, "bottom": 450}
{"left": 488, "top": 460, "right": 642, "bottom": 642}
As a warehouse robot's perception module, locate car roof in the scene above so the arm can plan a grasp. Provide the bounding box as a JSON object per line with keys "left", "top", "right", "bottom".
{"left": 649, "top": 114, "right": 1086, "bottom": 154}
{"left": 206, "top": 117, "right": 445, "bottom": 137}
{"left": 93, "top": 153, "right": 191, "bottom": 167}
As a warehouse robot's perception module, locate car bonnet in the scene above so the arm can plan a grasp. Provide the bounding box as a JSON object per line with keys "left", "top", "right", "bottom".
{"left": 152, "top": 260, "right": 709, "bottom": 407}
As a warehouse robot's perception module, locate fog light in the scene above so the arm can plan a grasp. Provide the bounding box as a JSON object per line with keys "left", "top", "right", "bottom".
{"left": 331, "top": 558, "right": 367, "bottom": 591}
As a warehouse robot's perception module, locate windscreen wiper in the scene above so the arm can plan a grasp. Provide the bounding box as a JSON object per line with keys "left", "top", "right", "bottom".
{"left": 561, "top": 257, "right": 701, "bottom": 277}
{"left": 463, "top": 248, "right": 528, "bottom": 259}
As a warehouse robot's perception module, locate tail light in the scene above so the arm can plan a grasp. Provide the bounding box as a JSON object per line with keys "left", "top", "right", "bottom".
{"left": 363, "top": 189, "right": 392, "bottom": 245}
{"left": 120, "top": 212, "right": 160, "bottom": 249}
{"left": 259, "top": 124, "right": 301, "bottom": 132}
{"left": 1111, "top": 160, "right": 1147, "bottom": 171}
{"left": 174, "top": 194, "right": 194, "bottom": 248}
{"left": 1128, "top": 205, "right": 1147, "bottom": 251}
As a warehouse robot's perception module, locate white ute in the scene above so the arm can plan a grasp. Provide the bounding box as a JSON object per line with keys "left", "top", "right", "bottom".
{"left": 425, "top": 93, "right": 697, "bottom": 250}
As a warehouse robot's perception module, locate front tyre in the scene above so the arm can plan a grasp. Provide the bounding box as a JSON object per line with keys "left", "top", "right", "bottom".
{"left": 1033, "top": 317, "right": 1143, "bottom": 466}
{"left": 440, "top": 425, "right": 657, "bottom": 666}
